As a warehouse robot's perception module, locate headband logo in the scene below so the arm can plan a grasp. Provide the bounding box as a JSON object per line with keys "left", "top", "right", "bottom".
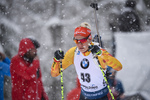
{"left": 75, "top": 31, "right": 86, "bottom": 35}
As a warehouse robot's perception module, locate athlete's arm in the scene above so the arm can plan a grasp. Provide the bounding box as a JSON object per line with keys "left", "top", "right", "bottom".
{"left": 98, "top": 48, "right": 122, "bottom": 71}
{"left": 51, "top": 47, "right": 76, "bottom": 77}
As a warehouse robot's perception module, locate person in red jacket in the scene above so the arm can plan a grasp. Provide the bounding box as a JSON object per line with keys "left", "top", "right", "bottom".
{"left": 66, "top": 77, "right": 81, "bottom": 100}
{"left": 10, "top": 38, "right": 49, "bottom": 100}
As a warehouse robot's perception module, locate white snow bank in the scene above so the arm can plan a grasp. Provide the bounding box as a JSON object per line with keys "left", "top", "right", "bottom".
{"left": 115, "top": 32, "right": 150, "bottom": 100}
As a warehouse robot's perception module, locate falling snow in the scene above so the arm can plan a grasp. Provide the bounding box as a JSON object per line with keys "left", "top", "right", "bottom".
{"left": 0, "top": 0, "right": 150, "bottom": 100}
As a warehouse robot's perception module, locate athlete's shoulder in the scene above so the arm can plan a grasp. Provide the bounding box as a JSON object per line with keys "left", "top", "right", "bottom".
{"left": 100, "top": 48, "right": 112, "bottom": 56}
{"left": 63, "top": 46, "right": 76, "bottom": 64}
{"left": 66, "top": 46, "right": 77, "bottom": 54}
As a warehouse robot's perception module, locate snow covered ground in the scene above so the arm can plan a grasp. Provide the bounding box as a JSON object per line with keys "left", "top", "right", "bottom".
{"left": 115, "top": 32, "right": 150, "bottom": 100}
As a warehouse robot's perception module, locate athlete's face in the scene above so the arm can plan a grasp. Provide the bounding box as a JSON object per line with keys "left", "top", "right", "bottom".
{"left": 74, "top": 35, "right": 91, "bottom": 53}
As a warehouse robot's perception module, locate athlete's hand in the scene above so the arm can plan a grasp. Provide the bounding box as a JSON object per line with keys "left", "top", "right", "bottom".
{"left": 54, "top": 50, "right": 64, "bottom": 60}
{"left": 88, "top": 45, "right": 102, "bottom": 55}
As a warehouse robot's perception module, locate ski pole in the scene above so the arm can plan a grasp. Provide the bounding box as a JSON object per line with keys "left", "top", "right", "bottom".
{"left": 59, "top": 49, "right": 64, "bottom": 100}
{"left": 90, "top": 2, "right": 102, "bottom": 47}
{"left": 90, "top": 2, "right": 115, "bottom": 100}
{"left": 95, "top": 56, "right": 115, "bottom": 100}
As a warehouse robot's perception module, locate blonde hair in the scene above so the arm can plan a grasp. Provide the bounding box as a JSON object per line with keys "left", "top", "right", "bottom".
{"left": 80, "top": 22, "right": 91, "bottom": 30}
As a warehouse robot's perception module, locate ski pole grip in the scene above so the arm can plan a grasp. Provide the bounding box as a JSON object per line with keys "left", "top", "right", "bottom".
{"left": 90, "top": 3, "right": 98, "bottom": 10}
{"left": 59, "top": 48, "right": 63, "bottom": 62}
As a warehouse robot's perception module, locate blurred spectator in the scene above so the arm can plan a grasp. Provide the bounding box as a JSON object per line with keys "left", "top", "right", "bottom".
{"left": 66, "top": 77, "right": 81, "bottom": 100}
{"left": 10, "top": 38, "right": 49, "bottom": 100}
{"left": 109, "top": 0, "right": 142, "bottom": 57}
{"left": 107, "top": 67, "right": 125, "bottom": 100}
{"left": 118, "top": 0, "right": 141, "bottom": 32}
{"left": 0, "top": 52, "right": 11, "bottom": 100}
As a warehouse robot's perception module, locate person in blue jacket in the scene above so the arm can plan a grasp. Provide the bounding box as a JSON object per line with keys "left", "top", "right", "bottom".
{"left": 0, "top": 52, "right": 11, "bottom": 100}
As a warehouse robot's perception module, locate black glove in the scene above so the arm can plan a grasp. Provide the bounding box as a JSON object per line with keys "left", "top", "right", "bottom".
{"left": 54, "top": 50, "right": 64, "bottom": 60}
{"left": 88, "top": 45, "right": 102, "bottom": 55}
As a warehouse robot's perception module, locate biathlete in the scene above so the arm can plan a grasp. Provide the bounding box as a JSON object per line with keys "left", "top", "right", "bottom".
{"left": 51, "top": 22, "right": 122, "bottom": 100}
